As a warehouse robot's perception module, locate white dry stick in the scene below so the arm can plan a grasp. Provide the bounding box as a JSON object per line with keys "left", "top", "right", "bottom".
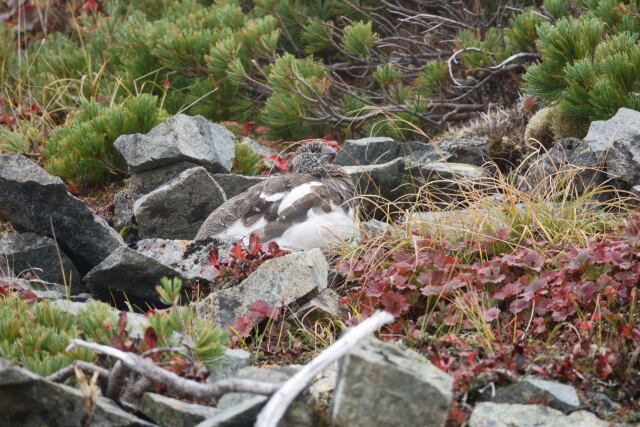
{"left": 66, "top": 340, "right": 282, "bottom": 399}
{"left": 255, "top": 310, "right": 395, "bottom": 427}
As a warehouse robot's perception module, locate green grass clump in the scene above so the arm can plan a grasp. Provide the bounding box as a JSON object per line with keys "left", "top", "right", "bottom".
{"left": 42, "top": 94, "right": 167, "bottom": 186}
{"left": 0, "top": 277, "right": 226, "bottom": 377}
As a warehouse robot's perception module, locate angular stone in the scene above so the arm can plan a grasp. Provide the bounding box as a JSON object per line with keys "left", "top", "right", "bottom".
{"left": 438, "top": 136, "right": 491, "bottom": 166}
{"left": 52, "top": 299, "right": 150, "bottom": 339}
{"left": 202, "top": 366, "right": 315, "bottom": 427}
{"left": 344, "top": 157, "right": 405, "bottom": 202}
{"left": 0, "top": 359, "right": 154, "bottom": 426}
{"left": 581, "top": 107, "right": 640, "bottom": 185}
{"left": 113, "top": 162, "right": 203, "bottom": 232}
{"left": 196, "top": 249, "right": 328, "bottom": 327}
{"left": 242, "top": 137, "right": 278, "bottom": 157}
{"left": 335, "top": 136, "right": 399, "bottom": 166}
{"left": 140, "top": 392, "right": 219, "bottom": 427}
{"left": 136, "top": 237, "right": 235, "bottom": 283}
{"left": 293, "top": 288, "right": 347, "bottom": 323}
{"left": 114, "top": 114, "right": 235, "bottom": 173}
{"left": 133, "top": 167, "right": 226, "bottom": 239}
{"left": 211, "top": 173, "right": 265, "bottom": 199}
{"left": 405, "top": 161, "right": 489, "bottom": 205}
{"left": 469, "top": 402, "right": 610, "bottom": 427}
{"left": 331, "top": 337, "right": 453, "bottom": 427}
{"left": 0, "top": 154, "right": 124, "bottom": 273}
{"left": 0, "top": 276, "right": 67, "bottom": 300}
{"left": 207, "top": 348, "right": 251, "bottom": 383}
{"left": 0, "top": 232, "right": 83, "bottom": 292}
{"left": 83, "top": 246, "right": 183, "bottom": 304}
{"left": 486, "top": 377, "right": 580, "bottom": 413}
{"left": 400, "top": 140, "right": 450, "bottom": 163}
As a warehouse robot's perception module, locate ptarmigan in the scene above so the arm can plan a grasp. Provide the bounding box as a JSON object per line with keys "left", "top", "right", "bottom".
{"left": 194, "top": 140, "right": 356, "bottom": 250}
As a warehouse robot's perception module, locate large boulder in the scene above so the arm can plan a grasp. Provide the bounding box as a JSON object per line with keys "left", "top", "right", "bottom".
{"left": 140, "top": 392, "right": 219, "bottom": 427}
{"left": 114, "top": 114, "right": 235, "bottom": 173}
{"left": 0, "top": 359, "right": 154, "bottom": 426}
{"left": 331, "top": 337, "right": 453, "bottom": 427}
{"left": 335, "top": 137, "right": 400, "bottom": 166}
{"left": 580, "top": 107, "right": 640, "bottom": 186}
{"left": 133, "top": 167, "right": 226, "bottom": 240}
{"left": 113, "top": 161, "right": 203, "bottom": 232}
{"left": 83, "top": 246, "right": 183, "bottom": 304}
{"left": 211, "top": 173, "right": 265, "bottom": 199}
{"left": 344, "top": 157, "right": 405, "bottom": 203}
{"left": 481, "top": 377, "right": 581, "bottom": 413}
{"left": 0, "top": 154, "right": 124, "bottom": 273}
{"left": 438, "top": 136, "right": 491, "bottom": 166}
{"left": 196, "top": 249, "right": 328, "bottom": 327}
{"left": 135, "top": 237, "right": 233, "bottom": 283}
{"left": 469, "top": 402, "right": 610, "bottom": 427}
{"left": 0, "top": 232, "right": 83, "bottom": 293}
{"left": 197, "top": 366, "right": 315, "bottom": 427}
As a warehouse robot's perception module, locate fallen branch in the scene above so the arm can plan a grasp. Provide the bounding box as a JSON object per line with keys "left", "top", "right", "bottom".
{"left": 255, "top": 310, "right": 395, "bottom": 427}
{"left": 46, "top": 360, "right": 110, "bottom": 384}
{"left": 66, "top": 339, "right": 283, "bottom": 400}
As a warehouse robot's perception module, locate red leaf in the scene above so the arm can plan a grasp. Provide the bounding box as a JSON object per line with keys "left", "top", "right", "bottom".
{"left": 231, "top": 315, "right": 255, "bottom": 338}
{"left": 478, "top": 262, "right": 506, "bottom": 284}
{"left": 81, "top": 0, "right": 98, "bottom": 11}
{"left": 380, "top": 291, "right": 410, "bottom": 316}
{"left": 241, "top": 121, "right": 255, "bottom": 135}
{"left": 229, "top": 242, "right": 246, "bottom": 260}
{"left": 249, "top": 300, "right": 276, "bottom": 319}
{"left": 248, "top": 233, "right": 261, "bottom": 256}
{"left": 254, "top": 125, "right": 268, "bottom": 133}
{"left": 483, "top": 307, "right": 500, "bottom": 321}
{"left": 144, "top": 327, "right": 158, "bottom": 349}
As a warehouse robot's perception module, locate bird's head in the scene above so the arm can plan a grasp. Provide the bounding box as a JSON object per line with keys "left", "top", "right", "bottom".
{"left": 290, "top": 140, "right": 337, "bottom": 173}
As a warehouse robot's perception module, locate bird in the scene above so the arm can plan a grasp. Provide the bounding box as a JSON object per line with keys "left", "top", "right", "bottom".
{"left": 194, "top": 140, "right": 357, "bottom": 250}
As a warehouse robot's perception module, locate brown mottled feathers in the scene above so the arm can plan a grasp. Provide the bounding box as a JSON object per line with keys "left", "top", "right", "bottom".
{"left": 194, "top": 164, "right": 355, "bottom": 243}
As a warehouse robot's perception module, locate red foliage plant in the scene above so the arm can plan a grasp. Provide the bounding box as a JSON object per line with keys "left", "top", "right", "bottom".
{"left": 193, "top": 233, "right": 289, "bottom": 300}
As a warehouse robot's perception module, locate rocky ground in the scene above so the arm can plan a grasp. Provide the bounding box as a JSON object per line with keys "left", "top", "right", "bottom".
{"left": 1, "top": 108, "right": 639, "bottom": 426}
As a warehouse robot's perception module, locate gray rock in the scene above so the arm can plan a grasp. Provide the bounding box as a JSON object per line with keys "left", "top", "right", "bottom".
{"left": 0, "top": 359, "right": 155, "bottom": 427}
{"left": 196, "top": 249, "right": 328, "bottom": 327}
{"left": 136, "top": 237, "right": 235, "bottom": 283}
{"left": 211, "top": 173, "right": 265, "bottom": 199}
{"left": 469, "top": 402, "right": 610, "bottom": 427}
{"left": 196, "top": 396, "right": 267, "bottom": 427}
{"left": 216, "top": 367, "right": 292, "bottom": 410}
{"left": 114, "top": 114, "right": 235, "bottom": 173}
{"left": 335, "top": 136, "right": 399, "bottom": 166}
{"left": 113, "top": 162, "right": 203, "bottom": 232}
{"left": 52, "top": 299, "right": 149, "bottom": 339}
{"left": 112, "top": 188, "right": 137, "bottom": 232}
{"left": 0, "top": 232, "right": 83, "bottom": 293}
{"left": 202, "top": 366, "right": 315, "bottom": 427}
{"left": 405, "top": 161, "right": 489, "bottom": 205}
{"left": 242, "top": 137, "right": 278, "bottom": 157}
{"left": 486, "top": 377, "right": 580, "bottom": 413}
{"left": 129, "top": 161, "right": 202, "bottom": 196}
{"left": 293, "top": 288, "right": 347, "bottom": 323}
{"left": 344, "top": 157, "right": 405, "bottom": 203}
{"left": 0, "top": 276, "right": 67, "bottom": 300}
{"left": 140, "top": 392, "right": 219, "bottom": 427}
{"left": 438, "top": 136, "right": 491, "bottom": 166}
{"left": 581, "top": 107, "right": 640, "bottom": 185}
{"left": 83, "top": 246, "right": 183, "bottom": 304}
{"left": 400, "top": 140, "right": 450, "bottom": 163}
{"left": 632, "top": 185, "right": 640, "bottom": 198}
{"left": 133, "top": 167, "right": 226, "bottom": 239}
{"left": 207, "top": 348, "right": 251, "bottom": 383}
{"left": 331, "top": 337, "right": 453, "bottom": 427}
{"left": 0, "top": 154, "right": 124, "bottom": 273}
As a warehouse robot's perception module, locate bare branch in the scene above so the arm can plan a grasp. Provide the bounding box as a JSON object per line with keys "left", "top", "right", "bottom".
{"left": 255, "top": 310, "right": 395, "bottom": 427}
{"left": 46, "top": 361, "right": 110, "bottom": 384}
{"left": 66, "top": 339, "right": 282, "bottom": 400}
